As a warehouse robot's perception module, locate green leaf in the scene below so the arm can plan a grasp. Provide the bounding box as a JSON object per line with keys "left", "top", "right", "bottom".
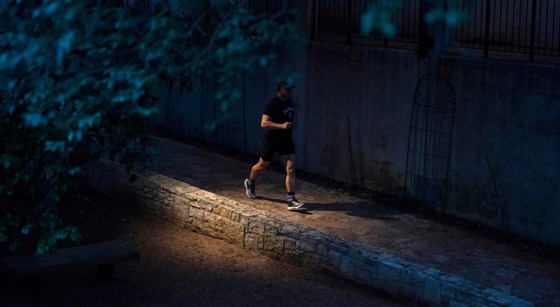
{"left": 21, "top": 225, "right": 32, "bottom": 235}
{"left": 45, "top": 3, "right": 60, "bottom": 16}
{"left": 68, "top": 167, "right": 81, "bottom": 176}
{"left": 70, "top": 228, "right": 82, "bottom": 242}
{"left": 24, "top": 113, "right": 48, "bottom": 127}
{"left": 54, "top": 230, "right": 68, "bottom": 240}
{"left": 46, "top": 141, "right": 66, "bottom": 152}
{"left": 445, "top": 10, "right": 464, "bottom": 26}
{"left": 361, "top": 11, "right": 375, "bottom": 36}
{"left": 360, "top": 1, "right": 401, "bottom": 38}
{"left": 9, "top": 240, "right": 21, "bottom": 252}
{"left": 2, "top": 158, "right": 11, "bottom": 169}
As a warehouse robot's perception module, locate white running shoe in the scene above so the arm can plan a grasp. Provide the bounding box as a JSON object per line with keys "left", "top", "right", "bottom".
{"left": 287, "top": 198, "right": 304, "bottom": 211}
{"left": 244, "top": 179, "right": 256, "bottom": 199}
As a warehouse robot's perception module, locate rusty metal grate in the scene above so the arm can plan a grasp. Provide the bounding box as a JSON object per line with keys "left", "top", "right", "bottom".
{"left": 405, "top": 74, "right": 456, "bottom": 212}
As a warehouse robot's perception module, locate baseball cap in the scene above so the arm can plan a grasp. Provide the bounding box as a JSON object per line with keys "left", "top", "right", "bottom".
{"left": 277, "top": 80, "right": 296, "bottom": 91}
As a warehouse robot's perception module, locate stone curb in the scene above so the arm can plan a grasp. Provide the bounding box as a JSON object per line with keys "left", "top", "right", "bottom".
{"left": 81, "top": 161, "right": 533, "bottom": 307}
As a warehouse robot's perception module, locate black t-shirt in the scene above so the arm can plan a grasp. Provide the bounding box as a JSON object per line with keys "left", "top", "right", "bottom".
{"left": 263, "top": 96, "right": 295, "bottom": 142}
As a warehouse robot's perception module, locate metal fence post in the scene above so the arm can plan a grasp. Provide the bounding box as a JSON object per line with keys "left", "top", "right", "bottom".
{"left": 484, "top": 0, "right": 491, "bottom": 57}
{"left": 530, "top": 0, "right": 537, "bottom": 61}
{"left": 311, "top": 0, "right": 317, "bottom": 39}
{"left": 346, "top": 0, "right": 352, "bottom": 44}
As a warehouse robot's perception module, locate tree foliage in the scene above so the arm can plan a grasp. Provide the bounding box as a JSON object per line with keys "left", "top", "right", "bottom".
{"left": 361, "top": 0, "right": 468, "bottom": 38}
{"left": 0, "top": 0, "right": 301, "bottom": 254}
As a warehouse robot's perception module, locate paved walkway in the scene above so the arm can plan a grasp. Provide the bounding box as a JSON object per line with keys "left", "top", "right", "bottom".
{"left": 152, "top": 136, "right": 559, "bottom": 306}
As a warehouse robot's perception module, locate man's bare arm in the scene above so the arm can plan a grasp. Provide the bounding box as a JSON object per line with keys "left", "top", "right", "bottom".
{"left": 261, "top": 114, "right": 292, "bottom": 130}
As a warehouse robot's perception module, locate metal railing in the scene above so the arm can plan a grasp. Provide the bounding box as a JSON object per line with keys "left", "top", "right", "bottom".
{"left": 313, "top": 0, "right": 420, "bottom": 45}
{"left": 447, "top": 0, "right": 560, "bottom": 59}
{"left": 312, "top": 0, "right": 560, "bottom": 59}
{"left": 243, "top": 0, "right": 284, "bottom": 14}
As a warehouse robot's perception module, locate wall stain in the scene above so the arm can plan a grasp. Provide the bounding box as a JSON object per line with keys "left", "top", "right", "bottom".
{"left": 376, "top": 133, "right": 388, "bottom": 150}
{"left": 485, "top": 155, "right": 510, "bottom": 230}
{"left": 320, "top": 142, "right": 340, "bottom": 177}
{"left": 449, "top": 178, "right": 499, "bottom": 220}
{"left": 347, "top": 115, "right": 355, "bottom": 179}
{"left": 364, "top": 160, "right": 395, "bottom": 192}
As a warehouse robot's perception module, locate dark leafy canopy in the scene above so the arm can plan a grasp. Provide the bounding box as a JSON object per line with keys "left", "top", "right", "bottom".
{"left": 361, "top": 0, "right": 467, "bottom": 37}
{"left": 0, "top": 0, "right": 301, "bottom": 254}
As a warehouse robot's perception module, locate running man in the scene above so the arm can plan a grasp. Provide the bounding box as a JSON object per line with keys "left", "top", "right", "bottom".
{"left": 244, "top": 80, "right": 303, "bottom": 210}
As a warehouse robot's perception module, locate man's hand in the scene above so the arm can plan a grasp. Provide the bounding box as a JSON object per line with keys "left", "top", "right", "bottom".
{"left": 283, "top": 122, "right": 293, "bottom": 129}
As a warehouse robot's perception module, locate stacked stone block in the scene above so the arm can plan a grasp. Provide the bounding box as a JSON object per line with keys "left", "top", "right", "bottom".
{"left": 81, "top": 161, "right": 533, "bottom": 307}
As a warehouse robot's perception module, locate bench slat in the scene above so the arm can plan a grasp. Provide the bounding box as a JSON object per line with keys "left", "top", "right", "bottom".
{"left": 0, "top": 240, "right": 140, "bottom": 277}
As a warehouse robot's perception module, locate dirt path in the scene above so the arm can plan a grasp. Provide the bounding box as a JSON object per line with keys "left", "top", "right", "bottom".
{"left": 1, "top": 189, "right": 409, "bottom": 306}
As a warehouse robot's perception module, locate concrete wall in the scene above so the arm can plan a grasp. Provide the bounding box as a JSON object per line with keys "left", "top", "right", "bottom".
{"left": 440, "top": 57, "right": 560, "bottom": 247}
{"left": 297, "top": 43, "right": 419, "bottom": 193}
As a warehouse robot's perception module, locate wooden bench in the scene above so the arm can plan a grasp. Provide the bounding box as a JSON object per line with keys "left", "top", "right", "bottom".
{"left": 0, "top": 240, "right": 140, "bottom": 299}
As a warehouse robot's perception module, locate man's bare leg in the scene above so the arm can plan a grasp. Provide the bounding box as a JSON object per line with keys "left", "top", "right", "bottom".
{"left": 281, "top": 154, "right": 303, "bottom": 210}
{"left": 280, "top": 154, "right": 296, "bottom": 193}
{"left": 245, "top": 158, "right": 270, "bottom": 199}
{"left": 250, "top": 158, "right": 270, "bottom": 181}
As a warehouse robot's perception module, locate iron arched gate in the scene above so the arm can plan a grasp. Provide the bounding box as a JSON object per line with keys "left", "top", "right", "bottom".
{"left": 405, "top": 74, "right": 456, "bottom": 213}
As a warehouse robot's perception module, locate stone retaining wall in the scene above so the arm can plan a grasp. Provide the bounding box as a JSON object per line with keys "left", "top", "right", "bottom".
{"left": 82, "top": 161, "right": 532, "bottom": 307}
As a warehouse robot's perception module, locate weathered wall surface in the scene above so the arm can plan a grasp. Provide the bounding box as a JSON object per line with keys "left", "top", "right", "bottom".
{"left": 157, "top": 40, "right": 560, "bottom": 248}
{"left": 440, "top": 57, "right": 560, "bottom": 247}
{"left": 297, "top": 43, "right": 418, "bottom": 193}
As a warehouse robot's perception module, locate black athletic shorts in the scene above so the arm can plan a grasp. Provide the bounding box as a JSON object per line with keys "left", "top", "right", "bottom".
{"left": 260, "top": 138, "right": 295, "bottom": 161}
